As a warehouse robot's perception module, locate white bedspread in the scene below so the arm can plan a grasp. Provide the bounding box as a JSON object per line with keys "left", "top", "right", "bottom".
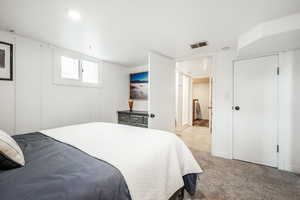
{"left": 41, "top": 122, "right": 202, "bottom": 200}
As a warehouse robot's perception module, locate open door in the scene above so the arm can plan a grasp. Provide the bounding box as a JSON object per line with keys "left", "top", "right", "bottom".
{"left": 148, "top": 52, "right": 176, "bottom": 132}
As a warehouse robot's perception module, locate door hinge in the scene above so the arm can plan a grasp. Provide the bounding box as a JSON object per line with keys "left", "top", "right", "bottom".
{"left": 277, "top": 67, "right": 280, "bottom": 75}
{"left": 277, "top": 145, "right": 280, "bottom": 153}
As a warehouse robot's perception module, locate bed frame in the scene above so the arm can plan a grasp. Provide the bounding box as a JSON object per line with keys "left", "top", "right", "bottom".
{"left": 169, "top": 188, "right": 184, "bottom": 200}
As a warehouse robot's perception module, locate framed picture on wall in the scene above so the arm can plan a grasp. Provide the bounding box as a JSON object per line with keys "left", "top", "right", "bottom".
{"left": 130, "top": 72, "right": 148, "bottom": 100}
{"left": 0, "top": 41, "right": 13, "bottom": 81}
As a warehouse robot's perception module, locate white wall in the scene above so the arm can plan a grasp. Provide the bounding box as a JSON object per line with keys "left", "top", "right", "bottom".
{"left": 278, "top": 49, "right": 300, "bottom": 173}
{"left": 15, "top": 37, "right": 42, "bottom": 133}
{"left": 0, "top": 30, "right": 129, "bottom": 135}
{"left": 99, "top": 62, "right": 129, "bottom": 122}
{"left": 176, "top": 57, "right": 212, "bottom": 78}
{"left": 0, "top": 31, "right": 15, "bottom": 134}
{"left": 128, "top": 65, "right": 148, "bottom": 111}
{"left": 175, "top": 71, "right": 183, "bottom": 130}
{"left": 192, "top": 81, "right": 210, "bottom": 120}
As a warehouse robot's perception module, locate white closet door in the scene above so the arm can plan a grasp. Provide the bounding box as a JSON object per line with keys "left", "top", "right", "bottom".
{"left": 148, "top": 52, "right": 176, "bottom": 132}
{"left": 233, "top": 55, "right": 278, "bottom": 167}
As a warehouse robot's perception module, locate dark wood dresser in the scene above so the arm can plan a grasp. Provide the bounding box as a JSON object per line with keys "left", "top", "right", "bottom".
{"left": 117, "top": 110, "right": 148, "bottom": 128}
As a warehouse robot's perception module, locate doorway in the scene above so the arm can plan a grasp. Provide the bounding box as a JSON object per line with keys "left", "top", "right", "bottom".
{"left": 175, "top": 57, "right": 213, "bottom": 153}
{"left": 192, "top": 77, "right": 210, "bottom": 128}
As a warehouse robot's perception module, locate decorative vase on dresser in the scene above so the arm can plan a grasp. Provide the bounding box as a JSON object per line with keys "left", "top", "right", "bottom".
{"left": 128, "top": 100, "right": 134, "bottom": 112}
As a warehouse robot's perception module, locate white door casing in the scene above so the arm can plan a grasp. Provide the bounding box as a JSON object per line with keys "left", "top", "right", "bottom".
{"left": 233, "top": 55, "right": 278, "bottom": 167}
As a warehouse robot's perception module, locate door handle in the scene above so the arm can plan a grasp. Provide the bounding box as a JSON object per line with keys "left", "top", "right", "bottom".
{"left": 235, "top": 106, "right": 240, "bottom": 111}
{"left": 150, "top": 113, "right": 155, "bottom": 118}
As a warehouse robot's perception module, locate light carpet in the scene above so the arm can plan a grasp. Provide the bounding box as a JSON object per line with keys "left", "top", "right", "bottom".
{"left": 187, "top": 149, "right": 300, "bottom": 200}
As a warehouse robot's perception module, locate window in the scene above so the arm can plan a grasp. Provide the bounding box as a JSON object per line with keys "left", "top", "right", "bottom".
{"left": 61, "top": 56, "right": 79, "bottom": 80}
{"left": 57, "top": 54, "right": 100, "bottom": 87}
{"left": 82, "top": 60, "right": 99, "bottom": 84}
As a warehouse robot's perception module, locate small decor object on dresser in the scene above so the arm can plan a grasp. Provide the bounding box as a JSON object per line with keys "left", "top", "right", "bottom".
{"left": 130, "top": 72, "right": 148, "bottom": 99}
{"left": 0, "top": 42, "right": 13, "bottom": 81}
{"left": 128, "top": 100, "right": 134, "bottom": 111}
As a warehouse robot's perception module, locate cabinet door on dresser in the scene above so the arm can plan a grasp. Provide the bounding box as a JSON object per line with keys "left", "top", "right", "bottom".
{"left": 118, "top": 113, "right": 129, "bottom": 123}
{"left": 117, "top": 111, "right": 148, "bottom": 128}
{"left": 131, "top": 114, "right": 148, "bottom": 128}
{"left": 130, "top": 115, "right": 144, "bottom": 124}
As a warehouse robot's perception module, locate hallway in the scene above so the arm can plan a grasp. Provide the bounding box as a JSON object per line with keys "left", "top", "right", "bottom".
{"left": 176, "top": 126, "right": 211, "bottom": 153}
{"left": 193, "top": 119, "right": 209, "bottom": 127}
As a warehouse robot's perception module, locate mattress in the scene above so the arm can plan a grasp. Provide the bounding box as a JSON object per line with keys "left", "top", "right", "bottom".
{"left": 0, "top": 131, "right": 199, "bottom": 200}
{"left": 41, "top": 122, "right": 203, "bottom": 200}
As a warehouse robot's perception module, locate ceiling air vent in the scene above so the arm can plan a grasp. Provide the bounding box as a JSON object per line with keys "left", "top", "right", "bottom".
{"left": 190, "top": 41, "right": 208, "bottom": 49}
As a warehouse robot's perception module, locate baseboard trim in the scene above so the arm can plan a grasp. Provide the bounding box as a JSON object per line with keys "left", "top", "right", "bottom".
{"left": 281, "top": 163, "right": 300, "bottom": 174}
{"left": 212, "top": 151, "right": 232, "bottom": 160}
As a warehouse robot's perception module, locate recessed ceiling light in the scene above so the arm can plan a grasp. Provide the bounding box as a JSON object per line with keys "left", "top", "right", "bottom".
{"left": 68, "top": 9, "right": 81, "bottom": 21}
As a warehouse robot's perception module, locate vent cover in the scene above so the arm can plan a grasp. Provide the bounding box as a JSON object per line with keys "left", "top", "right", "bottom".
{"left": 190, "top": 41, "right": 208, "bottom": 49}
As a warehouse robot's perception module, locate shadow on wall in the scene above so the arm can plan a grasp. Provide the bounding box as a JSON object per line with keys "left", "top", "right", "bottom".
{"left": 291, "top": 50, "right": 300, "bottom": 173}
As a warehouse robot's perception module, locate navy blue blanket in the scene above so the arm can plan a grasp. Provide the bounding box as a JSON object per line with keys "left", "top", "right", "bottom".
{"left": 0, "top": 133, "right": 198, "bottom": 200}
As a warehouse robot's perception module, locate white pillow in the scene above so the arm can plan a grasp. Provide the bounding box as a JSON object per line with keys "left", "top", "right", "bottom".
{"left": 0, "top": 130, "right": 25, "bottom": 169}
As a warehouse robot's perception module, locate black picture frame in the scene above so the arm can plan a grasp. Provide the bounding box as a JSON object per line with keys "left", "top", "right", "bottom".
{"left": 0, "top": 41, "right": 13, "bottom": 81}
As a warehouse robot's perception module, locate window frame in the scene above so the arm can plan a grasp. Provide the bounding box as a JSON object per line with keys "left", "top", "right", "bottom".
{"left": 60, "top": 56, "right": 81, "bottom": 81}
{"left": 53, "top": 48, "right": 102, "bottom": 88}
{"left": 81, "top": 59, "right": 100, "bottom": 84}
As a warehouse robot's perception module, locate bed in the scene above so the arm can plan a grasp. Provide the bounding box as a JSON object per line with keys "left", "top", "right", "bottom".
{"left": 0, "top": 122, "right": 202, "bottom": 200}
